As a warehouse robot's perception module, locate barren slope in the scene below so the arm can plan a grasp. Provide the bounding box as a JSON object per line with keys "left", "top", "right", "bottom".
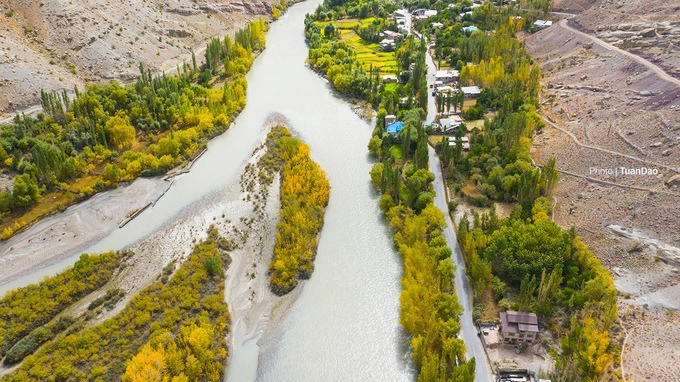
{"left": 525, "top": 7, "right": 680, "bottom": 380}
{"left": 0, "top": 0, "right": 277, "bottom": 115}
{"left": 554, "top": 0, "right": 680, "bottom": 79}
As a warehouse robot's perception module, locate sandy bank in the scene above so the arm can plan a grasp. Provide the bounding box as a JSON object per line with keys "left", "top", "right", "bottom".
{"left": 0, "top": 178, "right": 169, "bottom": 292}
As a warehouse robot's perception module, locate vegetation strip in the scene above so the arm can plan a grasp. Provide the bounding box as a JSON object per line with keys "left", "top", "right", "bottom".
{"left": 258, "top": 126, "right": 330, "bottom": 295}
{"left": 0, "top": 251, "right": 125, "bottom": 361}
{"left": 423, "top": 2, "right": 620, "bottom": 379}
{"left": 3, "top": 228, "right": 231, "bottom": 382}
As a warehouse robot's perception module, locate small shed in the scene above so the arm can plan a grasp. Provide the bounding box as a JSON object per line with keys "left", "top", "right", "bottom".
{"left": 384, "top": 114, "right": 397, "bottom": 128}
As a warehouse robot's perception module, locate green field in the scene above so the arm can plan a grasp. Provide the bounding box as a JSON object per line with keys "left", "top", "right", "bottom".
{"left": 316, "top": 18, "right": 398, "bottom": 74}
{"left": 343, "top": 32, "right": 398, "bottom": 74}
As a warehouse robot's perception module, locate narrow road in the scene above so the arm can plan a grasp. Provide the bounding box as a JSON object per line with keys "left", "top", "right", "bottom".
{"left": 422, "top": 44, "right": 494, "bottom": 381}
{"left": 557, "top": 18, "right": 680, "bottom": 87}
{"left": 429, "top": 146, "right": 494, "bottom": 382}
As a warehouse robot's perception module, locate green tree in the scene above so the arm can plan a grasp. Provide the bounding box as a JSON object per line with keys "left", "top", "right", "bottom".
{"left": 12, "top": 174, "right": 40, "bottom": 208}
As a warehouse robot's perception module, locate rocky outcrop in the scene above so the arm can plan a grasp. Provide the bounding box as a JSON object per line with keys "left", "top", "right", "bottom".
{"left": 201, "top": 1, "right": 273, "bottom": 15}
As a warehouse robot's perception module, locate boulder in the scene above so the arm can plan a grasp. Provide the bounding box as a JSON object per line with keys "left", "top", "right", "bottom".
{"left": 666, "top": 174, "right": 680, "bottom": 187}
{"left": 639, "top": 28, "right": 656, "bottom": 38}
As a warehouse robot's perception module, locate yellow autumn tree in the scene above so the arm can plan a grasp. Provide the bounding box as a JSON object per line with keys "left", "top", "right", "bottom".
{"left": 123, "top": 343, "right": 169, "bottom": 382}
{"left": 105, "top": 115, "right": 136, "bottom": 150}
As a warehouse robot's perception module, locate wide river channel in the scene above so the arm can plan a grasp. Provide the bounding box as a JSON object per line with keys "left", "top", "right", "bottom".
{"left": 1, "top": 0, "right": 417, "bottom": 380}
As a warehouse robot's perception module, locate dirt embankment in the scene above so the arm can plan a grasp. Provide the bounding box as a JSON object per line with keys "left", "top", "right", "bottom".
{"left": 0, "top": 0, "right": 278, "bottom": 115}
{"left": 524, "top": 11, "right": 680, "bottom": 381}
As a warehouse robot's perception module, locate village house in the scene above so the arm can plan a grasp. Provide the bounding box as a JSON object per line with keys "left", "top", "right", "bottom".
{"left": 461, "top": 85, "right": 481, "bottom": 98}
{"left": 499, "top": 311, "right": 539, "bottom": 344}
{"left": 448, "top": 135, "right": 469, "bottom": 150}
{"left": 382, "top": 75, "right": 398, "bottom": 84}
{"left": 435, "top": 70, "right": 459, "bottom": 84}
{"left": 382, "top": 30, "right": 402, "bottom": 40}
{"left": 437, "top": 85, "right": 456, "bottom": 95}
{"left": 413, "top": 9, "right": 437, "bottom": 21}
{"left": 461, "top": 25, "right": 479, "bottom": 34}
{"left": 393, "top": 9, "right": 407, "bottom": 18}
{"left": 533, "top": 19, "right": 553, "bottom": 29}
{"left": 380, "top": 38, "right": 395, "bottom": 51}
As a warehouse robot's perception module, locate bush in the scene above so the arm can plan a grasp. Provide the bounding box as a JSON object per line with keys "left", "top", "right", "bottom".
{"left": 203, "top": 256, "right": 223, "bottom": 277}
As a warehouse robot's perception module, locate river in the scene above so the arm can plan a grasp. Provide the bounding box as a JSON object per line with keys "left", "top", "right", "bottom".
{"left": 0, "top": 0, "right": 415, "bottom": 380}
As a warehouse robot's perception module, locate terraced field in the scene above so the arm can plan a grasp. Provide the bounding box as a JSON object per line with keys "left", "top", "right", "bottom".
{"left": 316, "top": 18, "right": 398, "bottom": 74}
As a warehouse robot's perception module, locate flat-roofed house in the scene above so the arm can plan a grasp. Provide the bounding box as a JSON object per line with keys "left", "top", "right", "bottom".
{"left": 461, "top": 85, "right": 481, "bottom": 98}
{"left": 500, "top": 311, "right": 539, "bottom": 344}
{"left": 435, "top": 70, "right": 459, "bottom": 84}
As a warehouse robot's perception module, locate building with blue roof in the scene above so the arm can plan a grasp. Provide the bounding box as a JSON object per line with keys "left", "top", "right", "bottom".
{"left": 461, "top": 25, "right": 479, "bottom": 34}
{"left": 386, "top": 121, "right": 405, "bottom": 135}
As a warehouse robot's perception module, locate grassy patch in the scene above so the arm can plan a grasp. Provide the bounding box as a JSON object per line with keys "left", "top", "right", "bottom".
{"left": 428, "top": 134, "right": 445, "bottom": 146}
{"left": 390, "top": 145, "right": 403, "bottom": 160}
{"left": 461, "top": 182, "right": 481, "bottom": 198}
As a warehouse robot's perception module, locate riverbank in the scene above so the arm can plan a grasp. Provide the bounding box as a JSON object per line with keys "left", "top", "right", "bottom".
{"left": 0, "top": 177, "right": 169, "bottom": 292}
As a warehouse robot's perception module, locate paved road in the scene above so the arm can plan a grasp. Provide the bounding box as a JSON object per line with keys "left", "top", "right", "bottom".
{"left": 428, "top": 146, "right": 494, "bottom": 382}
{"left": 557, "top": 18, "right": 680, "bottom": 87}
{"left": 422, "top": 45, "right": 494, "bottom": 381}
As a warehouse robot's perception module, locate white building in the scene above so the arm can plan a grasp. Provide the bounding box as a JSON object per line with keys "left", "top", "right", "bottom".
{"left": 437, "top": 85, "right": 456, "bottom": 94}
{"left": 382, "top": 75, "right": 398, "bottom": 83}
{"left": 441, "top": 116, "right": 464, "bottom": 133}
{"left": 384, "top": 114, "right": 397, "bottom": 128}
{"left": 435, "top": 70, "right": 459, "bottom": 84}
{"left": 534, "top": 20, "right": 553, "bottom": 28}
{"left": 461, "top": 85, "right": 481, "bottom": 98}
{"left": 380, "top": 38, "right": 395, "bottom": 51}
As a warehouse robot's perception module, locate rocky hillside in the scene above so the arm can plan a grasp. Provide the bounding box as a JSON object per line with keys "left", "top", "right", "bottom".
{"left": 554, "top": 0, "right": 680, "bottom": 79}
{"left": 0, "top": 0, "right": 278, "bottom": 115}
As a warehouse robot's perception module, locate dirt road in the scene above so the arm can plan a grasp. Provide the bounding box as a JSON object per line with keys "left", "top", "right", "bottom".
{"left": 558, "top": 18, "right": 680, "bottom": 87}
